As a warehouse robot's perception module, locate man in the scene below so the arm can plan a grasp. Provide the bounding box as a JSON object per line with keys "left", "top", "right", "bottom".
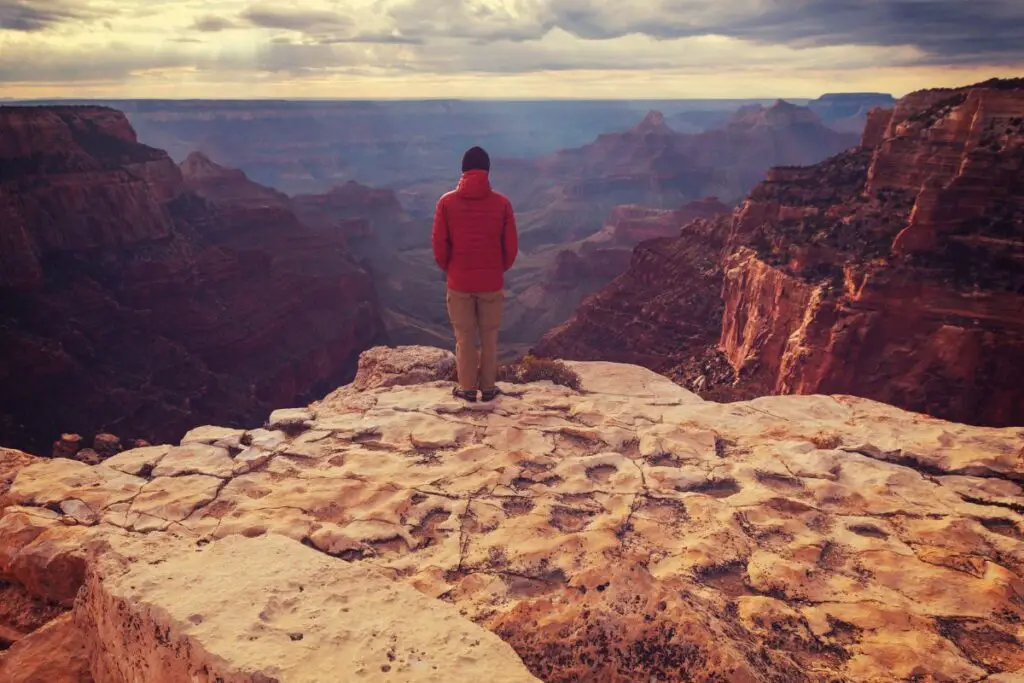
{"left": 432, "top": 146, "right": 518, "bottom": 402}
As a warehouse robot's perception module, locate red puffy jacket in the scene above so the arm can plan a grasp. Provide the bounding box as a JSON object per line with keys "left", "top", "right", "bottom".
{"left": 432, "top": 170, "right": 518, "bottom": 293}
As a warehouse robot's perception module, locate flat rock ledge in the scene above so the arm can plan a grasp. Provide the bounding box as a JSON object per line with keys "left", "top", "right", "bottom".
{"left": 2, "top": 346, "right": 1023, "bottom": 682}
{"left": 75, "top": 533, "right": 538, "bottom": 682}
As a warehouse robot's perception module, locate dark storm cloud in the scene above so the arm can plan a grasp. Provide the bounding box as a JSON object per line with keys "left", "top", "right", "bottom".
{"left": 240, "top": 6, "right": 353, "bottom": 33}
{"left": 240, "top": 4, "right": 420, "bottom": 45}
{"left": 192, "top": 15, "right": 237, "bottom": 32}
{"left": 719, "top": 0, "right": 1024, "bottom": 64}
{"left": 0, "top": 0, "right": 102, "bottom": 31}
{"left": 387, "top": 0, "right": 1024, "bottom": 65}
{"left": 0, "top": 46, "right": 192, "bottom": 81}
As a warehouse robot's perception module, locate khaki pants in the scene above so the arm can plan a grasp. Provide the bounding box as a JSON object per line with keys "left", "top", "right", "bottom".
{"left": 446, "top": 288, "right": 504, "bottom": 391}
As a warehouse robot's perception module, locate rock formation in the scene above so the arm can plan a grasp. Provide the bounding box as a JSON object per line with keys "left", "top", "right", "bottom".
{"left": 503, "top": 199, "right": 730, "bottom": 346}
{"left": 110, "top": 99, "right": 783, "bottom": 201}
{"left": 0, "top": 106, "right": 387, "bottom": 454}
{"left": 535, "top": 217, "right": 747, "bottom": 401}
{"left": 501, "top": 100, "right": 857, "bottom": 250}
{"left": 806, "top": 92, "right": 898, "bottom": 134}
{"left": 293, "top": 180, "right": 413, "bottom": 248}
{"left": 291, "top": 180, "right": 456, "bottom": 348}
{"left": 1, "top": 345, "right": 1022, "bottom": 681}
{"left": 538, "top": 78, "right": 1024, "bottom": 428}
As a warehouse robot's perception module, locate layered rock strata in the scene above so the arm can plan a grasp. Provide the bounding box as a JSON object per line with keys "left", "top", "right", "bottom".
{"left": 0, "top": 106, "right": 387, "bottom": 453}
{"left": 538, "top": 79, "right": 1024, "bottom": 427}
{"left": 1, "top": 346, "right": 1022, "bottom": 681}
{"left": 505, "top": 199, "right": 730, "bottom": 345}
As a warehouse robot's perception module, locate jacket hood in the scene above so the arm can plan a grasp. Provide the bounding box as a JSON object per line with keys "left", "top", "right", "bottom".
{"left": 455, "top": 169, "right": 492, "bottom": 200}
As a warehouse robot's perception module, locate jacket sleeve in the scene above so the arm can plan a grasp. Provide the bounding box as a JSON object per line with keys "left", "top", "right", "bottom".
{"left": 432, "top": 197, "right": 450, "bottom": 271}
{"left": 502, "top": 200, "right": 518, "bottom": 271}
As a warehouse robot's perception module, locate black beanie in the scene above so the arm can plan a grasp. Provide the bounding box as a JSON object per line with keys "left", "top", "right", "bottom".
{"left": 461, "top": 146, "right": 490, "bottom": 172}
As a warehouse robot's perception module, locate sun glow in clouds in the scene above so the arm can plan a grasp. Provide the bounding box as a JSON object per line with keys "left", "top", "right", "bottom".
{"left": 0, "top": 0, "right": 1021, "bottom": 98}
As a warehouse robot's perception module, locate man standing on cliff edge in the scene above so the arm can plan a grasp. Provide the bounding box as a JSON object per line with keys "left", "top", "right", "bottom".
{"left": 432, "top": 146, "right": 518, "bottom": 403}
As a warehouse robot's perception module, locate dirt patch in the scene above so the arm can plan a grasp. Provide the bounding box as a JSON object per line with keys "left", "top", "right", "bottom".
{"left": 501, "top": 497, "right": 536, "bottom": 516}
{"left": 550, "top": 506, "right": 596, "bottom": 533}
{"left": 980, "top": 518, "right": 1024, "bottom": 541}
{"left": 410, "top": 509, "right": 452, "bottom": 550}
{"left": 694, "top": 560, "right": 750, "bottom": 598}
{"left": 936, "top": 617, "right": 1024, "bottom": 672}
{"left": 847, "top": 523, "right": 889, "bottom": 539}
{"left": 585, "top": 464, "right": 618, "bottom": 484}
{"left": 686, "top": 477, "right": 742, "bottom": 499}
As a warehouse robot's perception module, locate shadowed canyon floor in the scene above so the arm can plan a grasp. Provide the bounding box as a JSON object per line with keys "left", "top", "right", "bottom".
{"left": 1, "top": 346, "right": 1023, "bottom": 682}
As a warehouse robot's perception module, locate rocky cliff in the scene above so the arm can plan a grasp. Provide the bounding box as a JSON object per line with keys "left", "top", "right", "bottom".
{"left": 534, "top": 217, "right": 746, "bottom": 400}
{"left": 538, "top": 78, "right": 1024, "bottom": 428}
{"left": 1, "top": 346, "right": 1022, "bottom": 682}
{"left": 503, "top": 199, "right": 730, "bottom": 347}
{"left": 0, "top": 106, "right": 387, "bottom": 454}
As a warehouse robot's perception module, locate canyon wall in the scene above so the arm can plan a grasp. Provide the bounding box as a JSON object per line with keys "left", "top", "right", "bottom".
{"left": 539, "top": 78, "right": 1024, "bottom": 427}
{"left": 0, "top": 106, "right": 387, "bottom": 453}
{"left": 504, "top": 199, "right": 730, "bottom": 347}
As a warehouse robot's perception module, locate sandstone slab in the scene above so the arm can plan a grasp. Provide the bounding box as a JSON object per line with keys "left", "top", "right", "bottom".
{"left": 75, "top": 534, "right": 538, "bottom": 682}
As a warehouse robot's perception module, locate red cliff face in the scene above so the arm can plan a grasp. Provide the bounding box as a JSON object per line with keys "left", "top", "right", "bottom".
{"left": 0, "top": 106, "right": 387, "bottom": 453}
{"left": 539, "top": 79, "right": 1024, "bottom": 427}
{"left": 533, "top": 217, "right": 748, "bottom": 401}
{"left": 504, "top": 199, "right": 730, "bottom": 346}
{"left": 292, "top": 180, "right": 411, "bottom": 248}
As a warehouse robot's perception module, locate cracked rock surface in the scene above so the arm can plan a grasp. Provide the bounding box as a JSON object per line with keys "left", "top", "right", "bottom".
{"left": 2, "top": 346, "right": 1023, "bottom": 682}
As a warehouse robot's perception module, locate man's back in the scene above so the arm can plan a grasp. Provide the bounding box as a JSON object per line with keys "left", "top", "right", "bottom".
{"left": 432, "top": 168, "right": 517, "bottom": 293}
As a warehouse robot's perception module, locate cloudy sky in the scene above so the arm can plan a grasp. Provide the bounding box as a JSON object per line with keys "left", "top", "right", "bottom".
{"left": 1, "top": 0, "right": 1022, "bottom": 98}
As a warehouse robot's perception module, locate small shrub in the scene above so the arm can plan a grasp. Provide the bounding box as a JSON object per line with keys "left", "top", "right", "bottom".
{"left": 497, "top": 363, "right": 522, "bottom": 383}
{"left": 506, "top": 355, "right": 582, "bottom": 391}
{"left": 521, "top": 356, "right": 583, "bottom": 391}
{"left": 442, "top": 354, "right": 582, "bottom": 392}
{"left": 810, "top": 432, "right": 842, "bottom": 450}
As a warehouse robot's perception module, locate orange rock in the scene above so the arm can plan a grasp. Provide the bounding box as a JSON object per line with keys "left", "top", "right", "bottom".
{"left": 0, "top": 614, "right": 92, "bottom": 683}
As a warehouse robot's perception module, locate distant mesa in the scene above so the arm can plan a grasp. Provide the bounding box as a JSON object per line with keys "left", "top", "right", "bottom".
{"left": 633, "top": 110, "right": 673, "bottom": 134}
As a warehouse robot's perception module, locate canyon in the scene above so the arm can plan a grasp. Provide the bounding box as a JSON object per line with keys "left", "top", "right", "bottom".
{"left": 537, "top": 78, "right": 1024, "bottom": 428}
{"left": 501, "top": 101, "right": 859, "bottom": 250}
{"left": 14, "top": 96, "right": 880, "bottom": 200}
{"left": 388, "top": 100, "right": 857, "bottom": 353}
{"left": 1, "top": 83, "right": 1022, "bottom": 682}
{"left": 1, "top": 345, "right": 1022, "bottom": 681}
{"left": 0, "top": 89, "right": 984, "bottom": 453}
{"left": 103, "top": 97, "right": 852, "bottom": 360}
{"left": 0, "top": 106, "right": 386, "bottom": 455}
